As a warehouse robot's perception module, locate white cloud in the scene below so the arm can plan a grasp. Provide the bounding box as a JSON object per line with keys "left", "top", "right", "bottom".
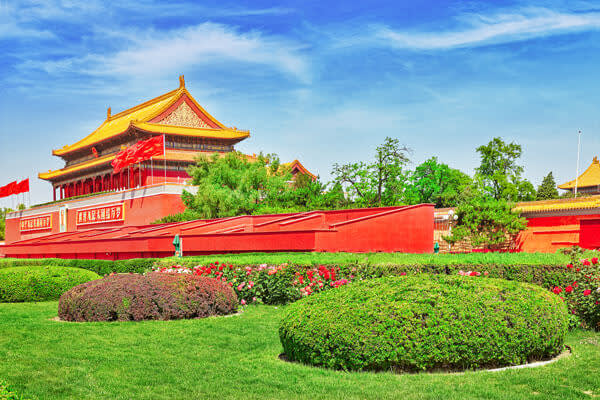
{"left": 18, "top": 22, "right": 310, "bottom": 84}
{"left": 376, "top": 8, "right": 600, "bottom": 50}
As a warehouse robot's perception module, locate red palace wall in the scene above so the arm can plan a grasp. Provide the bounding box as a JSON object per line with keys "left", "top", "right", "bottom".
{"left": 5, "top": 184, "right": 190, "bottom": 244}
{"left": 1, "top": 204, "right": 435, "bottom": 259}
{"left": 517, "top": 212, "right": 600, "bottom": 252}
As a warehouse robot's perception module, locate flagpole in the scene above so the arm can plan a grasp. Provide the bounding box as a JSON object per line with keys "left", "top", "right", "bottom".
{"left": 575, "top": 130, "right": 582, "bottom": 198}
{"left": 163, "top": 134, "right": 167, "bottom": 185}
{"left": 151, "top": 157, "right": 154, "bottom": 185}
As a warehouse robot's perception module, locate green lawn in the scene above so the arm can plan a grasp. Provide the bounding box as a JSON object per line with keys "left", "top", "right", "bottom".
{"left": 1, "top": 302, "right": 599, "bottom": 400}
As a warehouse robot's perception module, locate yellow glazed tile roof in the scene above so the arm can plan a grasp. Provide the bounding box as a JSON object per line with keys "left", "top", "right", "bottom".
{"left": 558, "top": 156, "right": 600, "bottom": 189}
{"left": 515, "top": 195, "right": 600, "bottom": 213}
{"left": 281, "top": 159, "right": 316, "bottom": 179}
{"left": 133, "top": 122, "right": 249, "bottom": 140}
{"left": 52, "top": 77, "right": 235, "bottom": 156}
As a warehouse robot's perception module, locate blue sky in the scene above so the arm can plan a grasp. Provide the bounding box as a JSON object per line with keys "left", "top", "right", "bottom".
{"left": 1, "top": 0, "right": 600, "bottom": 205}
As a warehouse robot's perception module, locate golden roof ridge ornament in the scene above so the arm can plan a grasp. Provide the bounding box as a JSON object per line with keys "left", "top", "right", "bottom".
{"left": 107, "top": 107, "right": 111, "bottom": 120}
{"left": 179, "top": 75, "right": 185, "bottom": 88}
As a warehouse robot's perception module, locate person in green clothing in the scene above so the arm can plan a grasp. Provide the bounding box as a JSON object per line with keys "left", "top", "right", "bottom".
{"left": 173, "top": 234, "right": 182, "bottom": 257}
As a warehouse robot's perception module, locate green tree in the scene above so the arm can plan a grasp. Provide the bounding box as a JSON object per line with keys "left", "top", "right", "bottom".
{"left": 536, "top": 172, "right": 559, "bottom": 200}
{"left": 332, "top": 137, "right": 410, "bottom": 207}
{"left": 403, "top": 157, "right": 473, "bottom": 207}
{"left": 475, "top": 137, "right": 535, "bottom": 202}
{"left": 443, "top": 196, "right": 527, "bottom": 250}
{"left": 181, "top": 152, "right": 294, "bottom": 219}
{"left": 0, "top": 208, "right": 13, "bottom": 241}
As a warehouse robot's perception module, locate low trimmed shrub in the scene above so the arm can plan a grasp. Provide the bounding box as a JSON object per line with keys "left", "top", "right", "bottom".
{"left": 0, "top": 266, "right": 100, "bottom": 302}
{"left": 58, "top": 273, "right": 238, "bottom": 322}
{"left": 279, "top": 275, "right": 568, "bottom": 372}
{"left": 0, "top": 258, "right": 154, "bottom": 276}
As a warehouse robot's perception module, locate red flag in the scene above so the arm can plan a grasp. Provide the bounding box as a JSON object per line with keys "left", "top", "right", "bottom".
{"left": 3, "top": 181, "right": 17, "bottom": 196}
{"left": 92, "top": 147, "right": 99, "bottom": 158}
{"left": 16, "top": 179, "right": 29, "bottom": 194}
{"left": 0, "top": 185, "right": 8, "bottom": 198}
{"left": 111, "top": 136, "right": 165, "bottom": 173}
{"left": 111, "top": 150, "right": 128, "bottom": 173}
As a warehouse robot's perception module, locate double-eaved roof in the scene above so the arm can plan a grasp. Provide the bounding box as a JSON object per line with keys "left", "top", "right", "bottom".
{"left": 40, "top": 76, "right": 250, "bottom": 181}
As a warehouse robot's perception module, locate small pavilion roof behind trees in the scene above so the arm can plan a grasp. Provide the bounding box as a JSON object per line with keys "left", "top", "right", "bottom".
{"left": 558, "top": 156, "right": 600, "bottom": 195}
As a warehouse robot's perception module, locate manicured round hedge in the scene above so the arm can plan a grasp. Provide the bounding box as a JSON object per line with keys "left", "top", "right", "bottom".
{"left": 279, "top": 275, "right": 568, "bottom": 372}
{"left": 0, "top": 266, "right": 100, "bottom": 302}
{"left": 58, "top": 272, "right": 238, "bottom": 322}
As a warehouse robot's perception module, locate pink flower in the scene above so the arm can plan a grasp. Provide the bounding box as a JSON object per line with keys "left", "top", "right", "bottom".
{"left": 252, "top": 297, "right": 257, "bottom": 302}
{"left": 583, "top": 289, "right": 592, "bottom": 296}
{"left": 553, "top": 286, "right": 562, "bottom": 294}
{"left": 237, "top": 282, "right": 245, "bottom": 291}
{"left": 247, "top": 281, "right": 254, "bottom": 289}
{"left": 240, "top": 299, "right": 246, "bottom": 305}
{"left": 484, "top": 271, "right": 489, "bottom": 276}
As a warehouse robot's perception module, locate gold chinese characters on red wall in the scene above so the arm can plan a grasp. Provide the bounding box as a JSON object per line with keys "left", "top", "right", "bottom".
{"left": 20, "top": 215, "right": 52, "bottom": 232}
{"left": 77, "top": 204, "right": 124, "bottom": 226}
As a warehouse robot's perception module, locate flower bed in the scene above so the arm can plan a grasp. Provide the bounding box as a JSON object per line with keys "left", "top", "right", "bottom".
{"left": 279, "top": 275, "right": 569, "bottom": 372}
{"left": 550, "top": 257, "right": 600, "bottom": 330}
{"left": 153, "top": 263, "right": 352, "bottom": 305}
{"left": 58, "top": 273, "right": 237, "bottom": 322}
{"left": 0, "top": 266, "right": 100, "bottom": 303}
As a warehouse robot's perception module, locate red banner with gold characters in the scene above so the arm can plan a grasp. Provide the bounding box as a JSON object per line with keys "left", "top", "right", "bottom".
{"left": 20, "top": 214, "right": 52, "bottom": 232}
{"left": 77, "top": 204, "right": 124, "bottom": 226}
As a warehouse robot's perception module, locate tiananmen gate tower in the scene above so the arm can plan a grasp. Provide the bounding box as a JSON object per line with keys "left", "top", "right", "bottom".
{"left": 39, "top": 75, "right": 250, "bottom": 201}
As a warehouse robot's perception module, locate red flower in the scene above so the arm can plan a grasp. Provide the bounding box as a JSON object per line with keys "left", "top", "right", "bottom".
{"left": 583, "top": 289, "right": 592, "bottom": 296}
{"left": 582, "top": 259, "right": 591, "bottom": 266}
{"left": 592, "top": 257, "right": 599, "bottom": 265}
{"left": 553, "top": 286, "right": 562, "bottom": 294}
{"left": 567, "top": 263, "right": 574, "bottom": 269}
{"left": 573, "top": 281, "right": 578, "bottom": 287}
{"left": 565, "top": 285, "right": 573, "bottom": 293}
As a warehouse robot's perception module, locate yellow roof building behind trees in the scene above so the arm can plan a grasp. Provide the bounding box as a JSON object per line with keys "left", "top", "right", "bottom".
{"left": 558, "top": 156, "right": 600, "bottom": 194}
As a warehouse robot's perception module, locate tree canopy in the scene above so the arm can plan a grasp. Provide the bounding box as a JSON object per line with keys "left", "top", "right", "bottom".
{"left": 475, "top": 137, "right": 535, "bottom": 202}
{"left": 443, "top": 196, "right": 527, "bottom": 250}
{"left": 403, "top": 157, "right": 473, "bottom": 207}
{"left": 536, "top": 172, "right": 559, "bottom": 200}
{"left": 331, "top": 137, "right": 410, "bottom": 207}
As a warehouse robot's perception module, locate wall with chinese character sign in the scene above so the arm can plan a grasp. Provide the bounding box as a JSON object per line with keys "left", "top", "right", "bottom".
{"left": 5, "top": 189, "right": 186, "bottom": 244}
